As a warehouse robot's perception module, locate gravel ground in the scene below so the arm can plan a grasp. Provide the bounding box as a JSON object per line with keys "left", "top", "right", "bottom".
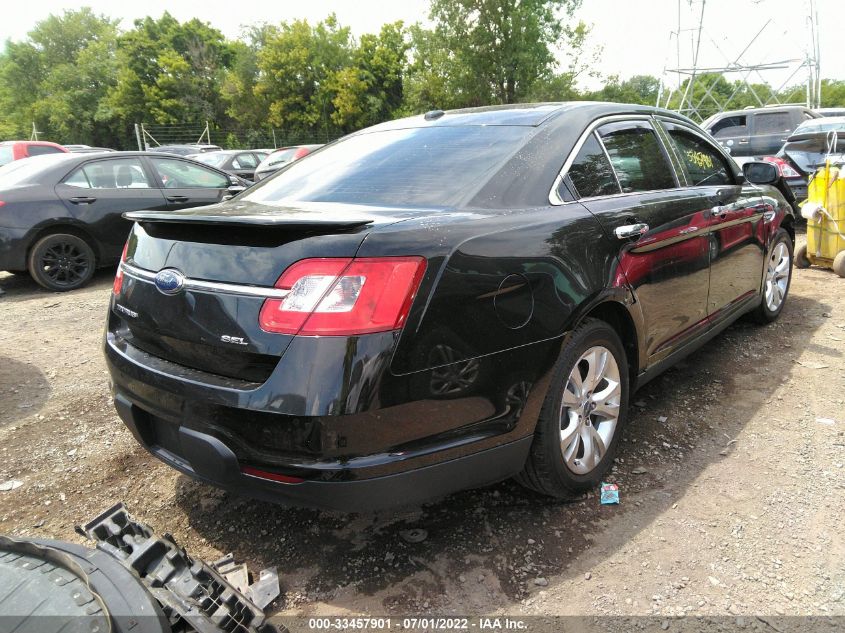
{"left": 1, "top": 234, "right": 843, "bottom": 628}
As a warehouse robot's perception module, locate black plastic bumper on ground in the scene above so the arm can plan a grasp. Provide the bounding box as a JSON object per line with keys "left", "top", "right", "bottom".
{"left": 114, "top": 394, "right": 533, "bottom": 512}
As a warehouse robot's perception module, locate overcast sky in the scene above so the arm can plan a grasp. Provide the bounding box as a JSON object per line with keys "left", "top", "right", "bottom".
{"left": 0, "top": 0, "right": 837, "bottom": 94}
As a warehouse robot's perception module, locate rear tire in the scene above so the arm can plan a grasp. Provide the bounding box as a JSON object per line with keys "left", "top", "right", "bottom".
{"left": 516, "top": 318, "right": 629, "bottom": 499}
{"left": 833, "top": 251, "right": 845, "bottom": 278}
{"left": 27, "top": 233, "right": 95, "bottom": 291}
{"left": 794, "top": 242, "right": 811, "bottom": 269}
{"left": 751, "top": 229, "right": 793, "bottom": 324}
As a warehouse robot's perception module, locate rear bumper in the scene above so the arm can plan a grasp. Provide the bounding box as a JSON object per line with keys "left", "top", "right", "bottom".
{"left": 0, "top": 227, "right": 29, "bottom": 271}
{"left": 783, "top": 178, "right": 808, "bottom": 205}
{"left": 104, "top": 321, "right": 543, "bottom": 510}
{"left": 113, "top": 392, "right": 532, "bottom": 511}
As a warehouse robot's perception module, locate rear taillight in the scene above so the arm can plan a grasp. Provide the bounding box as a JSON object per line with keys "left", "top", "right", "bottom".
{"left": 761, "top": 156, "right": 801, "bottom": 178}
{"left": 112, "top": 242, "right": 128, "bottom": 295}
{"left": 293, "top": 147, "right": 310, "bottom": 160}
{"left": 259, "top": 257, "right": 427, "bottom": 336}
{"left": 0, "top": 200, "right": 5, "bottom": 207}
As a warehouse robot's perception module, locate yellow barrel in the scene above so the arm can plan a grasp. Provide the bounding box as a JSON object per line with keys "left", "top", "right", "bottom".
{"left": 805, "top": 163, "right": 845, "bottom": 266}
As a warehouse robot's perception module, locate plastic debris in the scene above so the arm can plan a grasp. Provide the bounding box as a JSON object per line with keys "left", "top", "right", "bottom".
{"left": 816, "top": 417, "right": 836, "bottom": 425}
{"left": 0, "top": 480, "right": 22, "bottom": 492}
{"left": 600, "top": 482, "right": 619, "bottom": 505}
{"left": 400, "top": 528, "right": 428, "bottom": 543}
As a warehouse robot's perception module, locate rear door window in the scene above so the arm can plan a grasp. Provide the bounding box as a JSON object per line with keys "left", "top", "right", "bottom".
{"left": 596, "top": 121, "right": 677, "bottom": 193}
{"left": 663, "top": 125, "right": 734, "bottom": 187}
{"left": 27, "top": 145, "right": 64, "bottom": 157}
{"left": 232, "top": 153, "right": 258, "bottom": 169}
{"left": 563, "top": 134, "right": 620, "bottom": 199}
{"left": 710, "top": 115, "right": 748, "bottom": 138}
{"left": 65, "top": 158, "right": 152, "bottom": 189}
{"left": 0, "top": 146, "right": 12, "bottom": 166}
{"left": 754, "top": 112, "right": 793, "bottom": 134}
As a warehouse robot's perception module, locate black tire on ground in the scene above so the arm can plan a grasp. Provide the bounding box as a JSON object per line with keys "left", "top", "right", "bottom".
{"left": 27, "top": 233, "right": 96, "bottom": 291}
{"left": 516, "top": 318, "right": 629, "bottom": 499}
{"left": 833, "top": 250, "right": 845, "bottom": 278}
{"left": 751, "top": 229, "right": 793, "bottom": 324}
{"left": 794, "top": 242, "right": 811, "bottom": 269}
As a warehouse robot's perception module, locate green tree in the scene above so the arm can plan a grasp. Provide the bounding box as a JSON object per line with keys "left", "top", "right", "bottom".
{"left": 0, "top": 9, "right": 120, "bottom": 145}
{"left": 255, "top": 15, "right": 353, "bottom": 136}
{"left": 426, "top": 0, "right": 583, "bottom": 105}
{"left": 104, "top": 13, "right": 233, "bottom": 128}
{"left": 588, "top": 74, "right": 661, "bottom": 105}
{"left": 330, "top": 22, "right": 408, "bottom": 131}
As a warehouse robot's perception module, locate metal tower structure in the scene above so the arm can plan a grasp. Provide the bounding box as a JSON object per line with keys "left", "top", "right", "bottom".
{"left": 656, "top": 0, "right": 821, "bottom": 122}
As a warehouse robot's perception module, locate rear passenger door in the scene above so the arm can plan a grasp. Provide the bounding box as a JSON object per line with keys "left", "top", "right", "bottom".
{"left": 567, "top": 119, "right": 713, "bottom": 363}
{"left": 55, "top": 157, "right": 168, "bottom": 259}
{"left": 659, "top": 119, "right": 766, "bottom": 318}
{"left": 145, "top": 156, "right": 232, "bottom": 210}
{"left": 750, "top": 111, "right": 795, "bottom": 156}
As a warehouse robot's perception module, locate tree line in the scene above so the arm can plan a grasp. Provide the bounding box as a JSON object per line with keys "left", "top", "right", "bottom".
{"left": 1, "top": 1, "right": 843, "bottom": 150}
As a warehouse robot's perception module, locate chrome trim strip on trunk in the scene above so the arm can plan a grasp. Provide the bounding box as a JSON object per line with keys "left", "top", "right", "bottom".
{"left": 121, "top": 263, "right": 291, "bottom": 299}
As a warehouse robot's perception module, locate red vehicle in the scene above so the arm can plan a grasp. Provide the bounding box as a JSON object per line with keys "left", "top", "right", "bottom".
{"left": 0, "top": 141, "right": 68, "bottom": 167}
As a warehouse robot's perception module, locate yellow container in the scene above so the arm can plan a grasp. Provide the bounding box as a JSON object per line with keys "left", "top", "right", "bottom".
{"left": 804, "top": 163, "right": 845, "bottom": 274}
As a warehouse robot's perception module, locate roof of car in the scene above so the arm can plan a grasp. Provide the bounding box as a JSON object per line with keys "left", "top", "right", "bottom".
{"left": 363, "top": 102, "right": 694, "bottom": 133}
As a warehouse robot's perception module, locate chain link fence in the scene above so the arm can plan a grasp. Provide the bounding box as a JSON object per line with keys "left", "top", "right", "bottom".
{"left": 137, "top": 122, "right": 341, "bottom": 150}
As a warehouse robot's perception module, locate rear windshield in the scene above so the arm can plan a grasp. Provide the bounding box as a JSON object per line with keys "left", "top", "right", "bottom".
{"left": 0, "top": 146, "right": 13, "bottom": 167}
{"left": 243, "top": 126, "right": 532, "bottom": 208}
{"left": 193, "top": 153, "right": 228, "bottom": 167}
{"left": 260, "top": 148, "right": 298, "bottom": 169}
{"left": 793, "top": 119, "right": 845, "bottom": 135}
{"left": 0, "top": 156, "right": 58, "bottom": 187}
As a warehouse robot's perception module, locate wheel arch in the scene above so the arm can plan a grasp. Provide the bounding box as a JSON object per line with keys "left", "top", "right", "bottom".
{"left": 574, "top": 299, "right": 641, "bottom": 388}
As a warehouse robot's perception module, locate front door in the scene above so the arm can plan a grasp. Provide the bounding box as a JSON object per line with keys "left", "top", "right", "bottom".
{"left": 659, "top": 120, "right": 766, "bottom": 318}
{"left": 145, "top": 156, "right": 231, "bottom": 210}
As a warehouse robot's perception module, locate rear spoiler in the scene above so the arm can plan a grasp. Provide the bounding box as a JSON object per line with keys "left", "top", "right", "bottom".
{"left": 123, "top": 209, "right": 374, "bottom": 230}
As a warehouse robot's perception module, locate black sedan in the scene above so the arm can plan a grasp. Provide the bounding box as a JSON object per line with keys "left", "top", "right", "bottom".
{"left": 0, "top": 152, "right": 246, "bottom": 290}
{"left": 187, "top": 150, "right": 270, "bottom": 181}
{"left": 763, "top": 117, "right": 845, "bottom": 205}
{"left": 105, "top": 103, "right": 795, "bottom": 511}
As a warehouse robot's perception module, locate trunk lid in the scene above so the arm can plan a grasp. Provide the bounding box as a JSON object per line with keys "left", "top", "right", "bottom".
{"left": 113, "top": 201, "right": 432, "bottom": 383}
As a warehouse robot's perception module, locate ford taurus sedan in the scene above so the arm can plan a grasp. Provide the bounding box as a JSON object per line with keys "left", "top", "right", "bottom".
{"left": 0, "top": 152, "right": 246, "bottom": 290}
{"left": 105, "top": 103, "right": 795, "bottom": 511}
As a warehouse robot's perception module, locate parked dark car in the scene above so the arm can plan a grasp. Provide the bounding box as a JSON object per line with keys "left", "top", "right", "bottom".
{"left": 105, "top": 103, "right": 795, "bottom": 511}
{"left": 146, "top": 144, "right": 222, "bottom": 156}
{"left": 188, "top": 150, "right": 271, "bottom": 181}
{"left": 815, "top": 107, "right": 845, "bottom": 118}
{"left": 702, "top": 106, "right": 819, "bottom": 158}
{"left": 0, "top": 140, "right": 68, "bottom": 166}
{"left": 0, "top": 152, "right": 247, "bottom": 290}
{"left": 253, "top": 145, "right": 322, "bottom": 181}
{"left": 762, "top": 117, "right": 845, "bottom": 204}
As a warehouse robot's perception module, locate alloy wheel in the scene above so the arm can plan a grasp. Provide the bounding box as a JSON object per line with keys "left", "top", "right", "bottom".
{"left": 764, "top": 241, "right": 790, "bottom": 312}
{"left": 39, "top": 241, "right": 91, "bottom": 288}
{"left": 559, "top": 345, "right": 622, "bottom": 475}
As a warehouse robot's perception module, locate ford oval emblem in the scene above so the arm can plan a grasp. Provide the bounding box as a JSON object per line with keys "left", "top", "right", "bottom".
{"left": 154, "top": 269, "right": 185, "bottom": 295}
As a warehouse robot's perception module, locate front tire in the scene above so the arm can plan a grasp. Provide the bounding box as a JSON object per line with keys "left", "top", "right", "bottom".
{"left": 27, "top": 233, "right": 95, "bottom": 291}
{"left": 516, "top": 318, "right": 629, "bottom": 499}
{"left": 751, "top": 229, "right": 793, "bottom": 324}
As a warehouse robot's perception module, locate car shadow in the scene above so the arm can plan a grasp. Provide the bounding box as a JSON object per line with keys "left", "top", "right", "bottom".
{"left": 0, "top": 269, "right": 115, "bottom": 303}
{"left": 173, "top": 291, "right": 828, "bottom": 613}
{"left": 0, "top": 356, "right": 51, "bottom": 427}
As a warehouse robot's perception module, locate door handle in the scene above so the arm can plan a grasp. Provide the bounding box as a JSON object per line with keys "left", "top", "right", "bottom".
{"left": 166, "top": 196, "right": 189, "bottom": 203}
{"left": 69, "top": 196, "right": 96, "bottom": 204}
{"left": 614, "top": 223, "right": 649, "bottom": 240}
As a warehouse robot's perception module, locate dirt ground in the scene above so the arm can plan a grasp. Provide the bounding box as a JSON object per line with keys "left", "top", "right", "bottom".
{"left": 1, "top": 233, "right": 843, "bottom": 628}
